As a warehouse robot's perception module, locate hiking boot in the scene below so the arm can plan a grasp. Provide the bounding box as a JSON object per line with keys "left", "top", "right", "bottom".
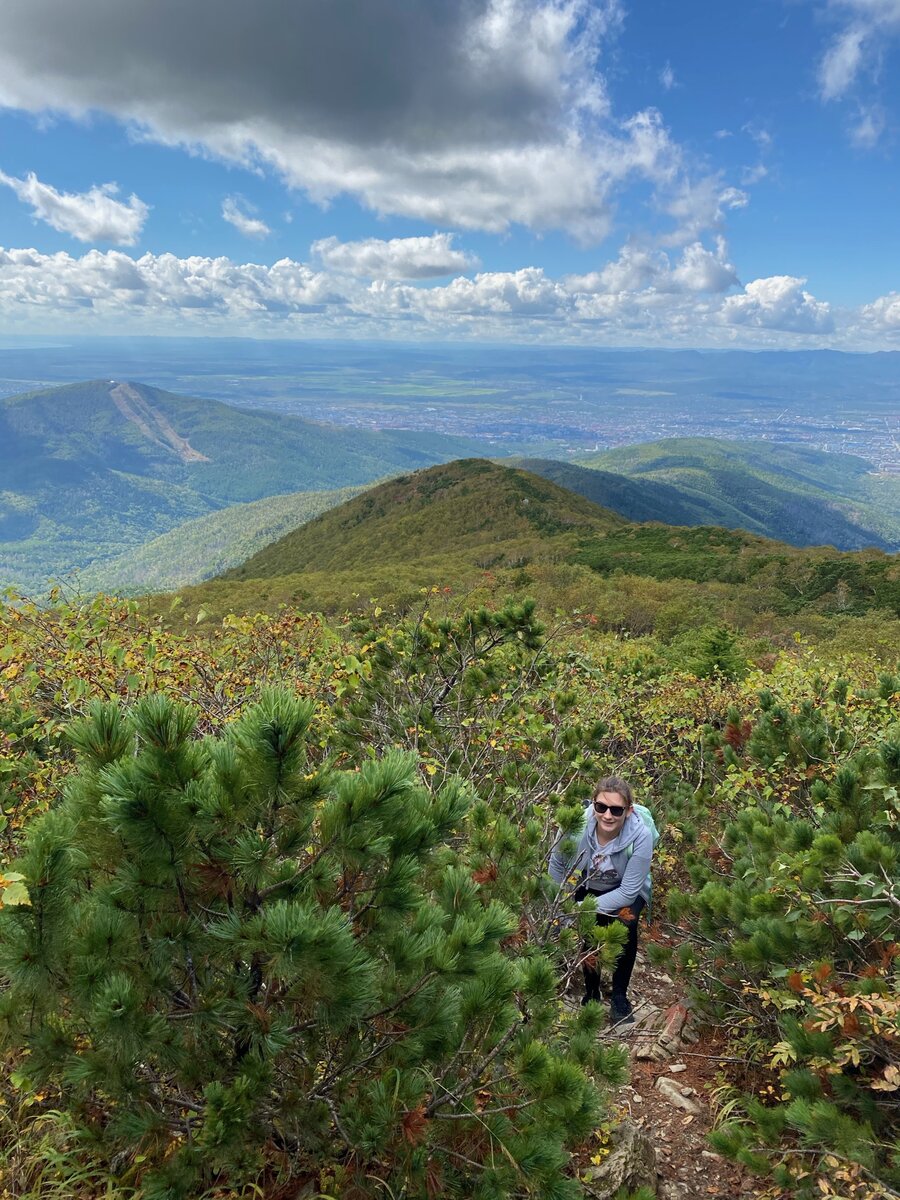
{"left": 609, "top": 993, "right": 634, "bottom": 1024}
{"left": 581, "top": 990, "right": 602, "bottom": 1006}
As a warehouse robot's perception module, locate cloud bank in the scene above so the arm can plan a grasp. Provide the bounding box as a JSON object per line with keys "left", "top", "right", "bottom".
{"left": 3, "top": 236, "right": 889, "bottom": 347}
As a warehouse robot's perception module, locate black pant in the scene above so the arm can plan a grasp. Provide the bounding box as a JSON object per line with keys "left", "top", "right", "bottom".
{"left": 583, "top": 894, "right": 646, "bottom": 1002}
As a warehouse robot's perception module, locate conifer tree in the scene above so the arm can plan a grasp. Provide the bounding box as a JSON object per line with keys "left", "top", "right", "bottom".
{"left": 0, "top": 690, "right": 623, "bottom": 1199}
{"left": 670, "top": 678, "right": 900, "bottom": 1198}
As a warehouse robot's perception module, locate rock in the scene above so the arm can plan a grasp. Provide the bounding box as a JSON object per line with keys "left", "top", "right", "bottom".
{"left": 655, "top": 1076, "right": 704, "bottom": 1116}
{"left": 585, "top": 1118, "right": 658, "bottom": 1198}
{"left": 658, "top": 1181, "right": 693, "bottom": 1200}
{"left": 668, "top": 1062, "right": 687, "bottom": 1073}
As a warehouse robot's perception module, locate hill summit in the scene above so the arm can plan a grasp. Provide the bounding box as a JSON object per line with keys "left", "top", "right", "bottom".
{"left": 223, "top": 458, "right": 625, "bottom": 581}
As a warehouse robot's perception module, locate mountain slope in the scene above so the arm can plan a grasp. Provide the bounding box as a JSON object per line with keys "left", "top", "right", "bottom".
{"left": 555, "top": 438, "right": 900, "bottom": 551}
{"left": 0, "top": 379, "right": 490, "bottom": 593}
{"left": 80, "top": 484, "right": 366, "bottom": 594}
{"left": 168, "top": 459, "right": 899, "bottom": 627}
{"left": 223, "top": 457, "right": 626, "bottom": 581}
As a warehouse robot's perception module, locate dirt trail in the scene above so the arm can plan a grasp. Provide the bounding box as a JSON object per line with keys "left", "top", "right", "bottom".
{"left": 109, "top": 382, "right": 210, "bottom": 464}
{"left": 573, "top": 926, "right": 754, "bottom": 1199}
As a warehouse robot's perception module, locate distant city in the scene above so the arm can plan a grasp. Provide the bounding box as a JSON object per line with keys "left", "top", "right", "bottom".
{"left": 1, "top": 337, "right": 898, "bottom": 472}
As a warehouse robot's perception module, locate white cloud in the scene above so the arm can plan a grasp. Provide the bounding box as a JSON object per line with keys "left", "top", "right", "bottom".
{"left": 407, "top": 268, "right": 568, "bottom": 316}
{"left": 312, "top": 233, "right": 478, "bottom": 279}
{"left": 723, "top": 275, "right": 834, "bottom": 334}
{"left": 0, "top": 246, "right": 341, "bottom": 322}
{"left": 817, "top": 1, "right": 900, "bottom": 129}
{"left": 565, "top": 238, "right": 738, "bottom": 295}
{"left": 659, "top": 62, "right": 676, "bottom": 90}
{"left": 6, "top": 242, "right": 882, "bottom": 348}
{"left": 0, "top": 0, "right": 712, "bottom": 243}
{"left": 664, "top": 178, "right": 748, "bottom": 244}
{"left": 221, "top": 197, "right": 271, "bottom": 239}
{"left": 0, "top": 169, "right": 148, "bottom": 245}
{"left": 858, "top": 290, "right": 900, "bottom": 331}
{"left": 849, "top": 103, "right": 886, "bottom": 146}
{"left": 820, "top": 25, "right": 868, "bottom": 100}
{"left": 671, "top": 239, "right": 740, "bottom": 292}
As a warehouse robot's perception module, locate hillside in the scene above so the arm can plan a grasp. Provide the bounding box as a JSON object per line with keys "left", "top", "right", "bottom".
{"left": 0, "top": 379, "right": 489, "bottom": 593}
{"left": 80, "top": 484, "right": 366, "bottom": 594}
{"left": 223, "top": 457, "right": 625, "bottom": 579}
{"left": 566, "top": 437, "right": 900, "bottom": 550}
{"left": 168, "top": 459, "right": 900, "bottom": 635}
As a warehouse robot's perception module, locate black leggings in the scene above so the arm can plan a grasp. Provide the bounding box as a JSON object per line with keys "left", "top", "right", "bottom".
{"left": 583, "top": 894, "right": 646, "bottom": 1002}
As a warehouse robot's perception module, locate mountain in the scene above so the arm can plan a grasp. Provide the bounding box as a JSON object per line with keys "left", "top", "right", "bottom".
{"left": 223, "top": 457, "right": 625, "bottom": 580}
{"left": 0, "top": 379, "right": 489, "bottom": 593}
{"left": 80, "top": 484, "right": 366, "bottom": 594}
{"left": 168, "top": 459, "right": 900, "bottom": 627}
{"left": 517, "top": 438, "right": 900, "bottom": 551}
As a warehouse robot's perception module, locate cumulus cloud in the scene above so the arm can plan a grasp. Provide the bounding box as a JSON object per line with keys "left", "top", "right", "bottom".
{"left": 0, "top": 0, "right": 710, "bottom": 242}
{"left": 664, "top": 177, "right": 748, "bottom": 244}
{"left": 0, "top": 169, "right": 148, "bottom": 245}
{"left": 0, "top": 246, "right": 341, "bottom": 321}
{"left": 723, "top": 275, "right": 834, "bottom": 334}
{"left": 311, "top": 233, "right": 478, "bottom": 279}
{"left": 407, "top": 268, "right": 568, "bottom": 316}
{"left": 221, "top": 197, "right": 271, "bottom": 239}
{"left": 858, "top": 290, "right": 900, "bottom": 331}
{"left": 1, "top": 242, "right": 864, "bottom": 348}
{"left": 565, "top": 238, "right": 738, "bottom": 295}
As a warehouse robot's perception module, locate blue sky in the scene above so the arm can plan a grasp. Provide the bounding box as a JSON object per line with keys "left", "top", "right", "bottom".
{"left": 1, "top": 0, "right": 899, "bottom": 347}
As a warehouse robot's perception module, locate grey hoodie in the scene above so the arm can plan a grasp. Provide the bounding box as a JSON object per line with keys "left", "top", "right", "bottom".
{"left": 548, "top": 807, "right": 652, "bottom": 914}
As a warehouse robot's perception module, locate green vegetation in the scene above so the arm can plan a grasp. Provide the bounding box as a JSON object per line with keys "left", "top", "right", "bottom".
{"left": 159, "top": 461, "right": 900, "bottom": 646}
{"left": 519, "top": 438, "right": 900, "bottom": 552}
{"left": 0, "top": 587, "right": 896, "bottom": 1198}
{"left": 0, "top": 442, "right": 898, "bottom": 1198}
{"left": 80, "top": 484, "right": 365, "bottom": 593}
{"left": 0, "top": 379, "right": 489, "bottom": 594}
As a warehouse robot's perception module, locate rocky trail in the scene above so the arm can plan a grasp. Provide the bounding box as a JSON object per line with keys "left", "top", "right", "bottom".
{"left": 571, "top": 926, "right": 756, "bottom": 1200}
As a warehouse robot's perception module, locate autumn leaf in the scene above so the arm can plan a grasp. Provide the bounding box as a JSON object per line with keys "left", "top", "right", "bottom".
{"left": 401, "top": 1106, "right": 428, "bottom": 1146}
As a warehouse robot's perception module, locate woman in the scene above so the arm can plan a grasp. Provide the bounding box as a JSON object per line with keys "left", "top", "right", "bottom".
{"left": 548, "top": 776, "right": 653, "bottom": 1023}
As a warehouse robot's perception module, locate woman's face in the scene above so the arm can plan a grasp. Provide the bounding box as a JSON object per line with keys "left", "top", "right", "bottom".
{"left": 592, "top": 791, "right": 631, "bottom": 839}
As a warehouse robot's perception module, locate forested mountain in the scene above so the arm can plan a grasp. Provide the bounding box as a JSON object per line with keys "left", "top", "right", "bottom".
{"left": 223, "top": 457, "right": 625, "bottom": 580}
{"left": 560, "top": 437, "right": 900, "bottom": 550}
{"left": 0, "top": 379, "right": 489, "bottom": 593}
{"left": 169, "top": 459, "right": 900, "bottom": 637}
{"left": 80, "top": 484, "right": 366, "bottom": 594}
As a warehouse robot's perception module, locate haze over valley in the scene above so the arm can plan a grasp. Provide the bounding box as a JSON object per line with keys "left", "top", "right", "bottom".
{"left": 2, "top": 338, "right": 899, "bottom": 472}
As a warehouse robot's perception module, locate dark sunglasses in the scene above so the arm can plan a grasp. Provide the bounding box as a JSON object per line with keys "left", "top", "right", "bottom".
{"left": 592, "top": 800, "right": 625, "bottom": 816}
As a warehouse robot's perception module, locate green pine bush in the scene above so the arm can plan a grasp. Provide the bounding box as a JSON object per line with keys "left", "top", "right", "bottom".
{"left": 0, "top": 689, "right": 617, "bottom": 1199}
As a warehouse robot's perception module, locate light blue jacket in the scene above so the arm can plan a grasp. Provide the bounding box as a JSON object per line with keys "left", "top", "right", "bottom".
{"left": 548, "top": 807, "right": 653, "bottom": 915}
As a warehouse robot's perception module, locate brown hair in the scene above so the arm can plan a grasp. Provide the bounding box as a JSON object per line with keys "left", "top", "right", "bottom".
{"left": 592, "top": 776, "right": 634, "bottom": 807}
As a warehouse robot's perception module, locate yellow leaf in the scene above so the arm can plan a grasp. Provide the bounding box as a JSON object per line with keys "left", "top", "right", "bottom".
{"left": 1, "top": 880, "right": 30, "bottom": 907}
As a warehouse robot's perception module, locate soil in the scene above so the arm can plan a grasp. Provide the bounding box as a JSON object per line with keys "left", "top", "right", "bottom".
{"left": 573, "top": 923, "right": 758, "bottom": 1199}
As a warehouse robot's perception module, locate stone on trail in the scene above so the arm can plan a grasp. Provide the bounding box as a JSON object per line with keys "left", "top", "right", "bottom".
{"left": 585, "top": 1118, "right": 657, "bottom": 1198}
{"left": 655, "top": 1075, "right": 704, "bottom": 1116}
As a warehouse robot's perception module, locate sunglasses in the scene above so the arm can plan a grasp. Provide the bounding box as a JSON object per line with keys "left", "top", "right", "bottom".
{"left": 592, "top": 800, "right": 626, "bottom": 816}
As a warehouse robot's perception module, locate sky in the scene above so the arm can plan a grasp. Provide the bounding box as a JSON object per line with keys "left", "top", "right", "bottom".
{"left": 1, "top": 0, "right": 900, "bottom": 349}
